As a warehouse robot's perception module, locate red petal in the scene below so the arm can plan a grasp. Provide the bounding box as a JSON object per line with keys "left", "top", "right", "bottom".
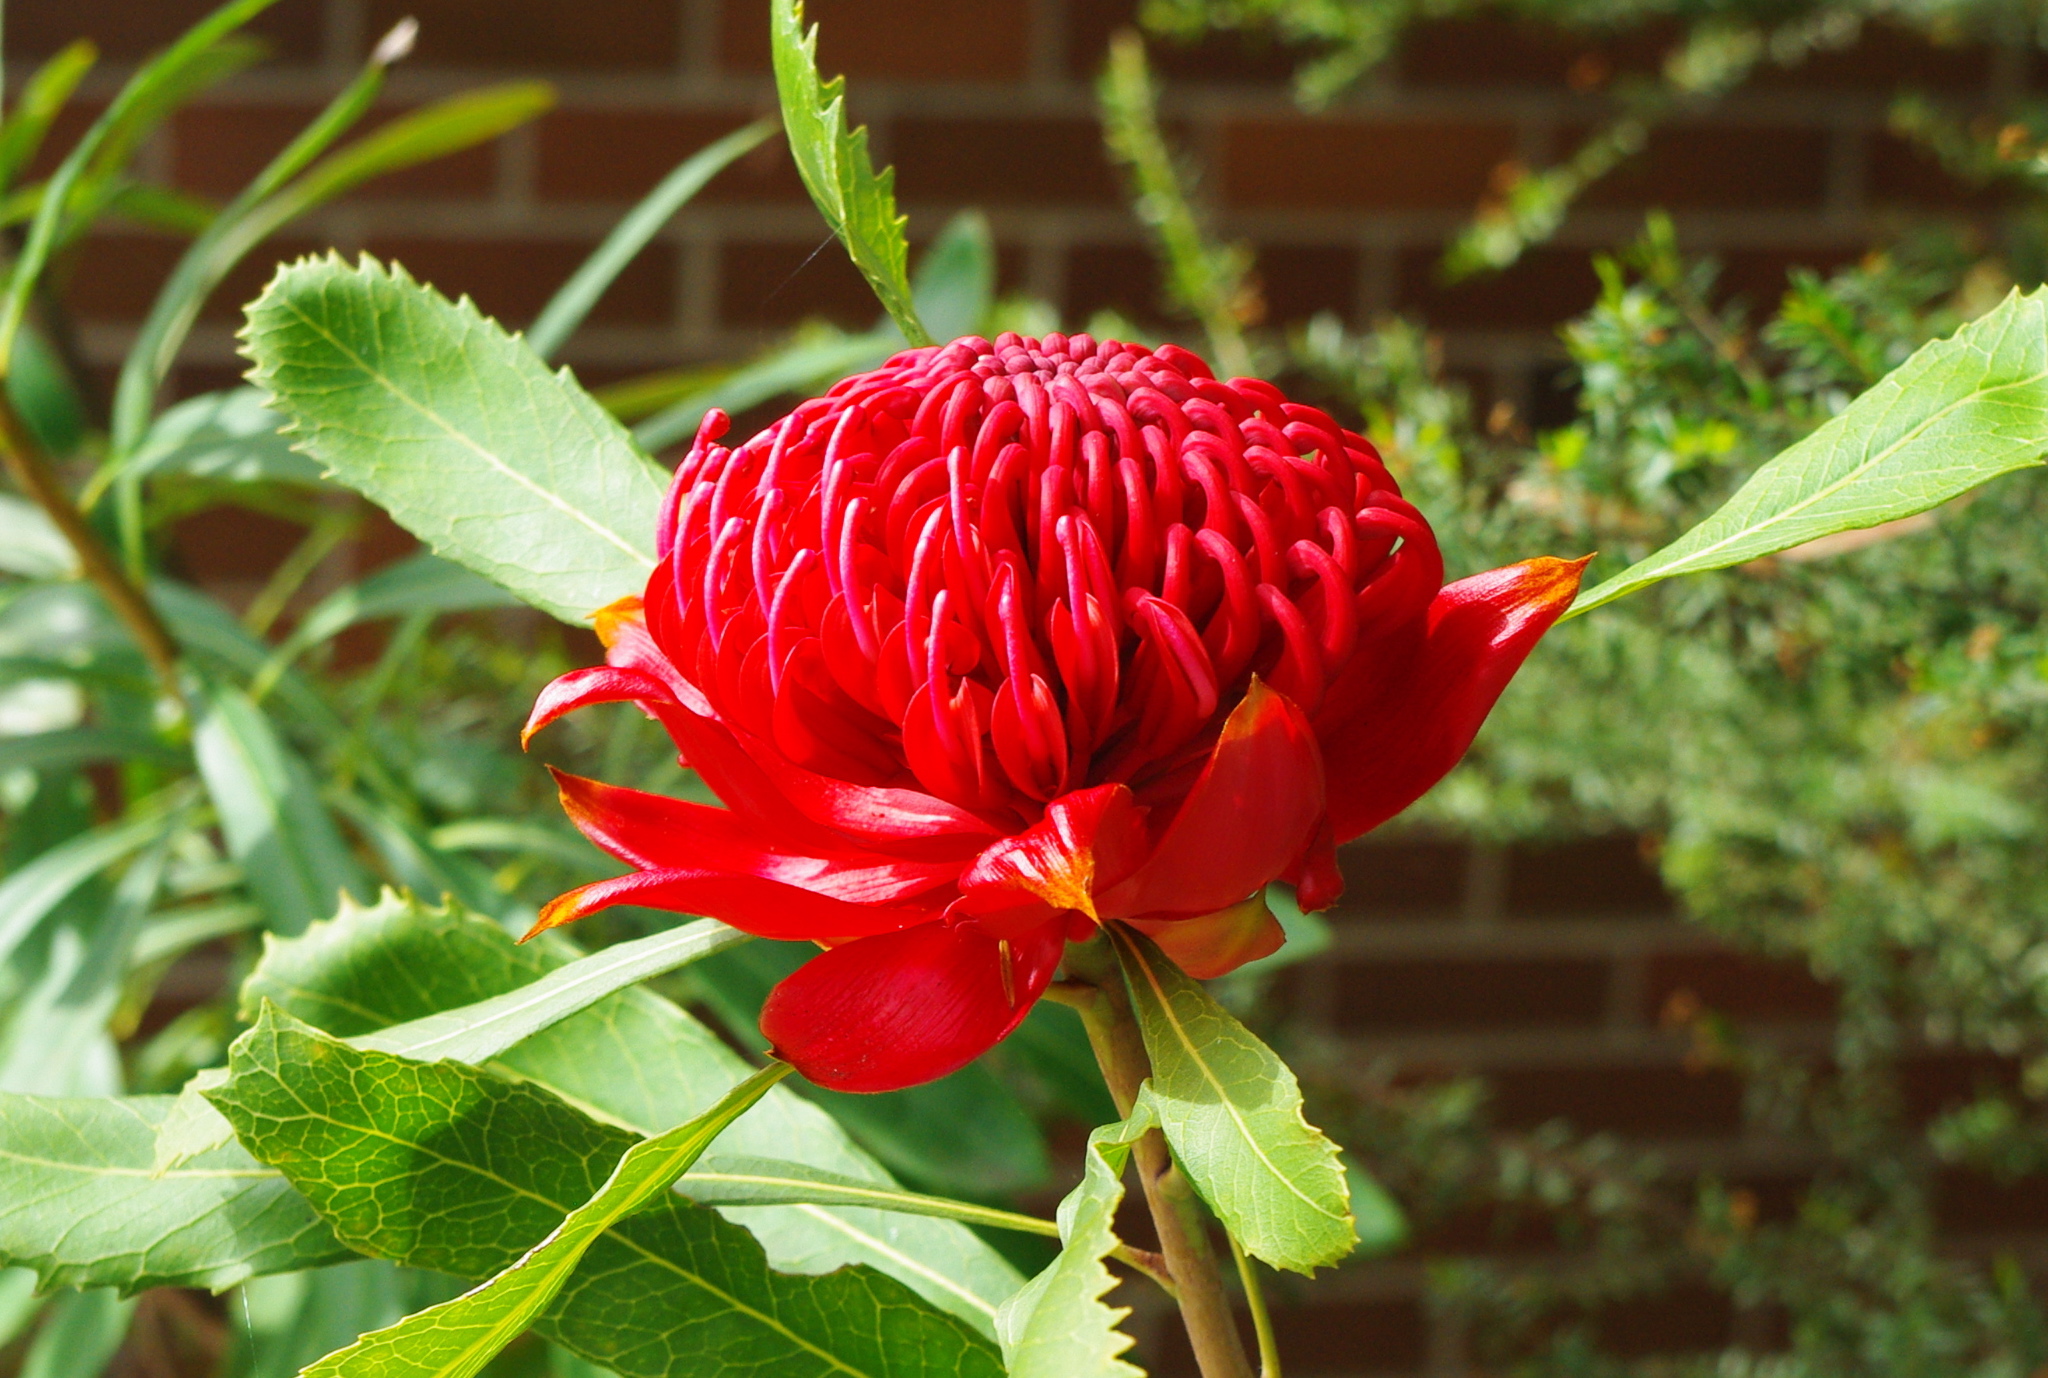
{"left": 595, "top": 589, "right": 713, "bottom": 717}
{"left": 955, "top": 783, "right": 1145, "bottom": 934}
{"left": 1321, "top": 555, "right": 1588, "bottom": 843}
{"left": 759, "top": 918, "right": 1064, "bottom": 1092}
{"left": 526, "top": 868, "right": 936, "bottom": 943}
{"left": 1101, "top": 677, "right": 1325, "bottom": 919}
{"left": 552, "top": 769, "right": 959, "bottom": 905}
{"left": 1124, "top": 897, "right": 1284, "bottom": 979}
{"left": 522, "top": 666, "right": 672, "bottom": 748}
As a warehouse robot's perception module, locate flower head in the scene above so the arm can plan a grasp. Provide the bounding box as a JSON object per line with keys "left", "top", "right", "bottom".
{"left": 526, "top": 333, "right": 1585, "bottom": 1091}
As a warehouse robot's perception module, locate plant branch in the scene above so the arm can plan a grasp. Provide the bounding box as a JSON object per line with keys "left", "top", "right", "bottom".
{"left": 0, "top": 393, "right": 184, "bottom": 706}
{"left": 1067, "top": 935, "right": 1255, "bottom": 1378}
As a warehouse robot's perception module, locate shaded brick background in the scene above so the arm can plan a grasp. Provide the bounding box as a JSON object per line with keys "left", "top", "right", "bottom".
{"left": 12, "top": 2, "right": 2020, "bottom": 1373}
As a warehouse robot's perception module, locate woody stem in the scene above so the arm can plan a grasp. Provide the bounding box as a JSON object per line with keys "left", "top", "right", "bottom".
{"left": 1056, "top": 951, "right": 1255, "bottom": 1378}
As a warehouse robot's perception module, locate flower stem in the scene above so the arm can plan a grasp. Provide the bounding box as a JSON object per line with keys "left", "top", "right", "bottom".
{"left": 0, "top": 393, "right": 184, "bottom": 708}
{"left": 1059, "top": 943, "right": 1255, "bottom": 1378}
{"left": 1229, "top": 1229, "right": 1281, "bottom": 1378}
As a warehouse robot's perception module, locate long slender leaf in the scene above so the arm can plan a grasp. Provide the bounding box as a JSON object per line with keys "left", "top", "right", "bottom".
{"left": 0, "top": 41, "right": 96, "bottom": 196}
{"left": 1570, "top": 284, "right": 2048, "bottom": 616}
{"left": 353, "top": 917, "right": 749, "bottom": 1065}
{"left": 302, "top": 1063, "right": 793, "bottom": 1378}
{"left": 994, "top": 1100, "right": 1152, "bottom": 1378}
{"left": 769, "top": 0, "right": 928, "bottom": 345}
{"left": 0, "top": 725, "right": 177, "bottom": 774}
{"left": 529, "top": 121, "right": 776, "bottom": 361}
{"left": 209, "top": 1008, "right": 1008, "bottom": 1378}
{"left": 0, "top": 0, "right": 279, "bottom": 369}
{"left": 18, "top": 1289, "right": 133, "bottom": 1378}
{"left": 1109, "top": 923, "right": 1357, "bottom": 1273}
{"left": 0, "top": 808, "right": 174, "bottom": 970}
{"left": 0, "top": 493, "right": 75, "bottom": 577}
{"left": 678, "top": 1156, "right": 1059, "bottom": 1238}
{"left": 243, "top": 254, "right": 665, "bottom": 624}
{"left": 193, "top": 681, "right": 372, "bottom": 934}
{"left": 0, "top": 1091, "right": 346, "bottom": 1292}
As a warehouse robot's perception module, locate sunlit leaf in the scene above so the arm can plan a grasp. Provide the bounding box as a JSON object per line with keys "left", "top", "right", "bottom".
{"left": 242, "top": 254, "right": 666, "bottom": 625}
{"left": 1571, "top": 284, "right": 2048, "bottom": 616}
{"left": 1109, "top": 924, "right": 1356, "bottom": 1273}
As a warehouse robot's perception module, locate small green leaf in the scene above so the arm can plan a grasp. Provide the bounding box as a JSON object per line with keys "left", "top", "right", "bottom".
{"left": 769, "top": 0, "right": 929, "bottom": 346}
{"left": 0, "top": 493, "right": 76, "bottom": 576}
{"left": 1570, "top": 285, "right": 2048, "bottom": 617}
{"left": 17, "top": 1289, "right": 133, "bottom": 1378}
{"left": 0, "top": 41, "right": 97, "bottom": 196}
{"left": 303, "top": 1062, "right": 792, "bottom": 1378}
{"left": 208, "top": 1009, "right": 1006, "bottom": 1378}
{"left": 119, "top": 388, "right": 325, "bottom": 488}
{"left": 241, "top": 254, "right": 667, "bottom": 625}
{"left": 0, "top": 1091, "right": 345, "bottom": 1293}
{"left": 193, "top": 681, "right": 371, "bottom": 935}
{"left": 0, "top": 807, "right": 175, "bottom": 969}
{"left": 994, "top": 1101, "right": 1153, "bottom": 1378}
{"left": 912, "top": 211, "right": 996, "bottom": 346}
{"left": 1109, "top": 924, "right": 1356, "bottom": 1273}
{"left": 529, "top": 121, "right": 776, "bottom": 361}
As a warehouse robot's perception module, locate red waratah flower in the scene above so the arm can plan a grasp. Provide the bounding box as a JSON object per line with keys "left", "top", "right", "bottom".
{"left": 523, "top": 333, "right": 1586, "bottom": 1092}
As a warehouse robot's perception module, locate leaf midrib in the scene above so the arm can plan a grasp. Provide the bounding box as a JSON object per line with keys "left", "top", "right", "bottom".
{"left": 1118, "top": 932, "right": 1346, "bottom": 1226}
{"left": 1619, "top": 362, "right": 2048, "bottom": 584}
{"left": 245, "top": 1054, "right": 881, "bottom": 1378}
{"left": 273, "top": 288, "right": 655, "bottom": 572}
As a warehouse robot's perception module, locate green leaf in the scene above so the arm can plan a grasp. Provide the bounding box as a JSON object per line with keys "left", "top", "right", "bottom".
{"left": 232, "top": 1261, "right": 466, "bottom": 1378}
{"left": 18, "top": 1289, "right": 132, "bottom": 1378}
{"left": 0, "top": 1090, "right": 346, "bottom": 1293}
{"left": 0, "top": 725, "right": 177, "bottom": 775}
{"left": 0, "top": 0, "right": 279, "bottom": 369}
{"left": 0, "top": 41, "right": 97, "bottom": 196}
{"left": 243, "top": 892, "right": 1025, "bottom": 1331}
{"left": 993, "top": 1102, "right": 1152, "bottom": 1378}
{"left": 193, "top": 681, "right": 372, "bottom": 935}
{"left": 0, "top": 493, "right": 76, "bottom": 577}
{"left": 208, "top": 1009, "right": 1007, "bottom": 1378}
{"left": 631, "top": 329, "right": 892, "bottom": 453}
{"left": 108, "top": 388, "right": 325, "bottom": 497}
{"left": 304, "top": 1062, "right": 792, "bottom": 1378}
{"left": 769, "top": 0, "right": 929, "bottom": 346}
{"left": 912, "top": 211, "right": 996, "bottom": 346}
{"left": 678, "top": 1156, "right": 1059, "bottom": 1238}
{"left": 0, "top": 807, "right": 175, "bottom": 969}
{"left": 1570, "top": 285, "right": 2048, "bottom": 617}
{"left": 242, "top": 253, "right": 666, "bottom": 625}
{"left": 1109, "top": 924, "right": 1356, "bottom": 1273}
{"left": 255, "top": 551, "right": 520, "bottom": 695}
{"left": 352, "top": 917, "right": 750, "bottom": 1066}
{"left": 529, "top": 121, "right": 776, "bottom": 361}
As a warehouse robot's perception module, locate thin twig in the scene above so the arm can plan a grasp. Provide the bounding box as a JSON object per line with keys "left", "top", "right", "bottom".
{"left": 0, "top": 393, "right": 185, "bottom": 707}
{"left": 1229, "top": 1229, "right": 1282, "bottom": 1378}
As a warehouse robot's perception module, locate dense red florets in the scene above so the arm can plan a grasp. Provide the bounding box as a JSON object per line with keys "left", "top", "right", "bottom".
{"left": 657, "top": 331, "right": 1440, "bottom": 825}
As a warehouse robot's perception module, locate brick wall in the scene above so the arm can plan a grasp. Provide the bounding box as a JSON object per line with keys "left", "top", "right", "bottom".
{"left": 12, "top": 2, "right": 2020, "bottom": 1374}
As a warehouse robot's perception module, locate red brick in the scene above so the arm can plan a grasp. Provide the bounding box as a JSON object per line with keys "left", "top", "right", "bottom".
{"left": 1867, "top": 132, "right": 2009, "bottom": 210}
{"left": 1582, "top": 125, "right": 1831, "bottom": 210}
{"left": 1255, "top": 244, "right": 1360, "bottom": 324}
{"left": 1063, "top": 243, "right": 1169, "bottom": 327}
{"left": 1713, "top": 246, "right": 1863, "bottom": 307}
{"left": 1935, "top": 1169, "right": 2048, "bottom": 1235}
{"left": 173, "top": 104, "right": 498, "bottom": 200}
{"left": 1398, "top": 18, "right": 1672, "bottom": 89}
{"left": 1332, "top": 839, "right": 1467, "bottom": 915}
{"left": 171, "top": 505, "right": 307, "bottom": 589}
{"left": 363, "top": 238, "right": 676, "bottom": 327}
{"left": 1395, "top": 244, "right": 1601, "bottom": 331}
{"left": 1064, "top": 0, "right": 1300, "bottom": 85}
{"left": 9, "top": 0, "right": 320, "bottom": 62}
{"left": 892, "top": 117, "right": 1123, "bottom": 206}
{"left": 536, "top": 110, "right": 804, "bottom": 203}
{"left": 1752, "top": 23, "right": 1992, "bottom": 91}
{"left": 719, "top": 0, "right": 1031, "bottom": 80}
{"left": 1222, "top": 119, "right": 1515, "bottom": 211}
{"left": 1596, "top": 1285, "right": 1735, "bottom": 1357}
{"left": 1490, "top": 1063, "right": 1743, "bottom": 1135}
{"left": 718, "top": 241, "right": 883, "bottom": 330}
{"left": 364, "top": 0, "right": 682, "bottom": 70}
{"left": 1900, "top": 1052, "right": 2020, "bottom": 1124}
{"left": 1645, "top": 950, "right": 1836, "bottom": 1021}
{"left": 1151, "top": 1299, "right": 1427, "bottom": 1376}
{"left": 65, "top": 234, "right": 183, "bottom": 323}
{"left": 1324, "top": 957, "right": 1610, "bottom": 1032}
{"left": 1505, "top": 836, "right": 1672, "bottom": 917}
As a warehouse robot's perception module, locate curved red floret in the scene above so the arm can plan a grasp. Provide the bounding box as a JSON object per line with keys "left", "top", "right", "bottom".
{"left": 527, "top": 332, "right": 1584, "bottom": 1091}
